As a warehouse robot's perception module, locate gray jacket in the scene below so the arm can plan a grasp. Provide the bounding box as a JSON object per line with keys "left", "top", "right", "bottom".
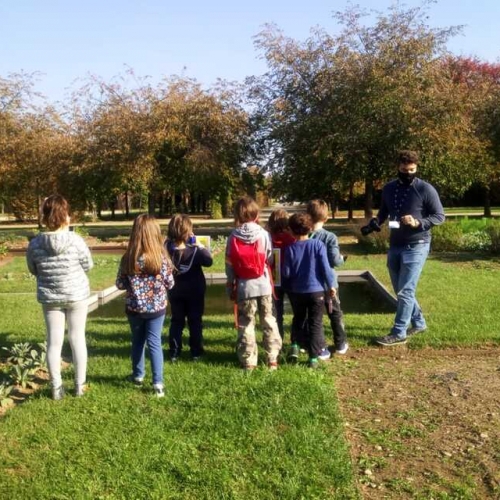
{"left": 26, "top": 230, "right": 93, "bottom": 304}
{"left": 225, "top": 222, "right": 274, "bottom": 301}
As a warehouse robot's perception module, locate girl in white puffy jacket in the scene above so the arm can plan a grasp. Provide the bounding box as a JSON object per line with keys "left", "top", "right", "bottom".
{"left": 27, "top": 195, "right": 93, "bottom": 400}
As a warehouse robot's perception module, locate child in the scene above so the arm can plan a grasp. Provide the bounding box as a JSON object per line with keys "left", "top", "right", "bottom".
{"left": 266, "top": 209, "right": 295, "bottom": 339}
{"left": 165, "top": 214, "right": 213, "bottom": 361}
{"left": 26, "top": 194, "right": 93, "bottom": 399}
{"left": 116, "top": 214, "right": 174, "bottom": 398}
{"left": 307, "top": 199, "right": 348, "bottom": 354}
{"left": 225, "top": 197, "right": 282, "bottom": 371}
{"left": 283, "top": 213, "right": 336, "bottom": 368}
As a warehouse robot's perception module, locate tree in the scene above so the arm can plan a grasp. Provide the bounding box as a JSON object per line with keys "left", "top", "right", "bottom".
{"left": 250, "top": 3, "right": 481, "bottom": 215}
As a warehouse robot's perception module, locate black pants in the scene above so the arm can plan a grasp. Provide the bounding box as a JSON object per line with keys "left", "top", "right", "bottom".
{"left": 325, "top": 292, "right": 347, "bottom": 349}
{"left": 273, "top": 287, "right": 287, "bottom": 339}
{"left": 169, "top": 296, "right": 205, "bottom": 357}
{"left": 288, "top": 291, "right": 326, "bottom": 358}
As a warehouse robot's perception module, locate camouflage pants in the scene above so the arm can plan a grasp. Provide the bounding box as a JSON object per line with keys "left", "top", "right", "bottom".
{"left": 236, "top": 295, "right": 282, "bottom": 368}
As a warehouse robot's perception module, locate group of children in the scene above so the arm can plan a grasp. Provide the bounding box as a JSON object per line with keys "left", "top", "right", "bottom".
{"left": 28, "top": 194, "right": 347, "bottom": 400}
{"left": 116, "top": 196, "right": 349, "bottom": 395}
{"left": 228, "top": 197, "right": 348, "bottom": 371}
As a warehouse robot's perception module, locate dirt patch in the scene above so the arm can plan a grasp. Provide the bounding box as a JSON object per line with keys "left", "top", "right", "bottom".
{"left": 0, "top": 256, "right": 14, "bottom": 268}
{"left": 333, "top": 346, "right": 500, "bottom": 499}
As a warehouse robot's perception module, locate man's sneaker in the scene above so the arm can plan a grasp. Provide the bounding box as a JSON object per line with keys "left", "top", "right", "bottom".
{"left": 335, "top": 343, "right": 349, "bottom": 355}
{"left": 75, "top": 384, "right": 88, "bottom": 397}
{"left": 288, "top": 344, "right": 300, "bottom": 363}
{"left": 127, "top": 375, "right": 144, "bottom": 386}
{"left": 318, "top": 348, "right": 331, "bottom": 361}
{"left": 153, "top": 384, "right": 165, "bottom": 398}
{"left": 375, "top": 335, "right": 407, "bottom": 346}
{"left": 308, "top": 357, "right": 319, "bottom": 369}
{"left": 52, "top": 385, "right": 65, "bottom": 401}
{"left": 407, "top": 326, "right": 427, "bottom": 337}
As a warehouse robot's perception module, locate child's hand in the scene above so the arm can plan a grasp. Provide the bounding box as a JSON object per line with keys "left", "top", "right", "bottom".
{"left": 329, "top": 287, "right": 337, "bottom": 299}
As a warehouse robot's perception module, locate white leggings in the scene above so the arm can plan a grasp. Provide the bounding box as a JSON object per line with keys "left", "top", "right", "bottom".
{"left": 42, "top": 301, "right": 88, "bottom": 388}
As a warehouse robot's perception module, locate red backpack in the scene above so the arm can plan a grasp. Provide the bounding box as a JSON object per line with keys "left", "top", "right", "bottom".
{"left": 229, "top": 236, "right": 267, "bottom": 279}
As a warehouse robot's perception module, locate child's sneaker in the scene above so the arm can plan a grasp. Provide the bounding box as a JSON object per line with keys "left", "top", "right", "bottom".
{"left": 75, "top": 384, "right": 88, "bottom": 397}
{"left": 308, "top": 357, "right": 319, "bottom": 369}
{"left": 242, "top": 365, "right": 256, "bottom": 372}
{"left": 335, "top": 343, "right": 349, "bottom": 355}
{"left": 288, "top": 344, "right": 300, "bottom": 363}
{"left": 318, "top": 348, "right": 331, "bottom": 361}
{"left": 52, "top": 385, "right": 65, "bottom": 401}
{"left": 153, "top": 384, "right": 165, "bottom": 398}
{"left": 268, "top": 361, "right": 278, "bottom": 371}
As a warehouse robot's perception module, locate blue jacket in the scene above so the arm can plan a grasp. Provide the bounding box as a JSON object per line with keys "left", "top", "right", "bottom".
{"left": 377, "top": 177, "right": 445, "bottom": 246}
{"left": 309, "top": 228, "right": 343, "bottom": 288}
{"left": 283, "top": 239, "right": 334, "bottom": 294}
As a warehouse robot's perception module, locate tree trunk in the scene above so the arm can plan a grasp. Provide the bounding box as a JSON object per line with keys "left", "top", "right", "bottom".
{"left": 364, "top": 178, "right": 374, "bottom": 219}
{"left": 124, "top": 192, "right": 130, "bottom": 218}
{"left": 148, "top": 192, "right": 156, "bottom": 216}
{"left": 483, "top": 183, "right": 492, "bottom": 218}
{"left": 347, "top": 184, "right": 354, "bottom": 222}
{"left": 328, "top": 198, "right": 336, "bottom": 220}
{"left": 37, "top": 194, "right": 43, "bottom": 230}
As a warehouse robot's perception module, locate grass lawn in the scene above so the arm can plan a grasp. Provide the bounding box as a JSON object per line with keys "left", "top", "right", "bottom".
{"left": 0, "top": 255, "right": 123, "bottom": 294}
{"left": 0, "top": 248, "right": 499, "bottom": 499}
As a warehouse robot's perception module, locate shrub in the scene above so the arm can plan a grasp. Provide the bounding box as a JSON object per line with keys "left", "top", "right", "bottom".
{"left": 0, "top": 382, "right": 14, "bottom": 407}
{"left": 487, "top": 219, "right": 500, "bottom": 254}
{"left": 431, "top": 222, "right": 463, "bottom": 252}
{"left": 9, "top": 364, "right": 36, "bottom": 389}
{"left": 210, "top": 200, "right": 223, "bottom": 219}
{"left": 461, "top": 231, "right": 491, "bottom": 252}
{"left": 73, "top": 225, "right": 90, "bottom": 238}
{"left": 355, "top": 224, "right": 390, "bottom": 253}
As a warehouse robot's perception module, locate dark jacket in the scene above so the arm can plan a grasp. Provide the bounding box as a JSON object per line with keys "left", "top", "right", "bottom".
{"left": 377, "top": 177, "right": 445, "bottom": 246}
{"left": 167, "top": 244, "right": 213, "bottom": 300}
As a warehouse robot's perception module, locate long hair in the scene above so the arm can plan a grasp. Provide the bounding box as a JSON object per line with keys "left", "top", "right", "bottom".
{"left": 42, "top": 194, "right": 70, "bottom": 231}
{"left": 121, "top": 214, "right": 169, "bottom": 275}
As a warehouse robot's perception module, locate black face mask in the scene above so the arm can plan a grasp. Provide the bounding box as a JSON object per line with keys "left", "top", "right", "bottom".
{"left": 398, "top": 171, "right": 416, "bottom": 185}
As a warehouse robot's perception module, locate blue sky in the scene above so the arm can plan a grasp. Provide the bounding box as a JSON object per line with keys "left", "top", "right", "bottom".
{"left": 1, "top": 0, "right": 499, "bottom": 103}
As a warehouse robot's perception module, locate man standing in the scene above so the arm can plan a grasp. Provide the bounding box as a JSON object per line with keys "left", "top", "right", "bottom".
{"left": 361, "top": 150, "right": 445, "bottom": 346}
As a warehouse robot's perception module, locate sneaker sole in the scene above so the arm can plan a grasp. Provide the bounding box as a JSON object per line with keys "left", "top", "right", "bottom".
{"left": 407, "top": 328, "right": 427, "bottom": 336}
{"left": 375, "top": 339, "right": 407, "bottom": 346}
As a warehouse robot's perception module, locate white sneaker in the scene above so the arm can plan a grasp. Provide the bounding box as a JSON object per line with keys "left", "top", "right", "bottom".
{"left": 153, "top": 384, "right": 165, "bottom": 398}
{"left": 52, "top": 385, "right": 65, "bottom": 401}
{"left": 318, "top": 348, "right": 331, "bottom": 361}
{"left": 75, "top": 384, "right": 87, "bottom": 397}
{"left": 335, "top": 343, "right": 349, "bottom": 355}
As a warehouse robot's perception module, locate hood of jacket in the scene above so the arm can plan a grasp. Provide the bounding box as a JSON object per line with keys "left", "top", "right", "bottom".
{"left": 233, "top": 222, "right": 264, "bottom": 244}
{"left": 36, "top": 230, "right": 74, "bottom": 256}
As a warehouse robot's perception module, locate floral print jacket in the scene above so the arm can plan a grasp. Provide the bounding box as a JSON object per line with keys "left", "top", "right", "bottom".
{"left": 116, "top": 256, "right": 175, "bottom": 316}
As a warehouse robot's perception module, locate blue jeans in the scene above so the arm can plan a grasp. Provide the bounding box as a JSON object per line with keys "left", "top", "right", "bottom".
{"left": 127, "top": 314, "right": 165, "bottom": 385}
{"left": 387, "top": 242, "right": 430, "bottom": 338}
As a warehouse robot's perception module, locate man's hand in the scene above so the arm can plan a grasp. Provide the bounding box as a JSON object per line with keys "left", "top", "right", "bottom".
{"left": 400, "top": 215, "right": 420, "bottom": 228}
{"left": 329, "top": 287, "right": 337, "bottom": 299}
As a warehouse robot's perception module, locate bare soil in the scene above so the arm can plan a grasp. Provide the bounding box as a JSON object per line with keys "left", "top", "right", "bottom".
{"left": 333, "top": 346, "right": 500, "bottom": 499}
